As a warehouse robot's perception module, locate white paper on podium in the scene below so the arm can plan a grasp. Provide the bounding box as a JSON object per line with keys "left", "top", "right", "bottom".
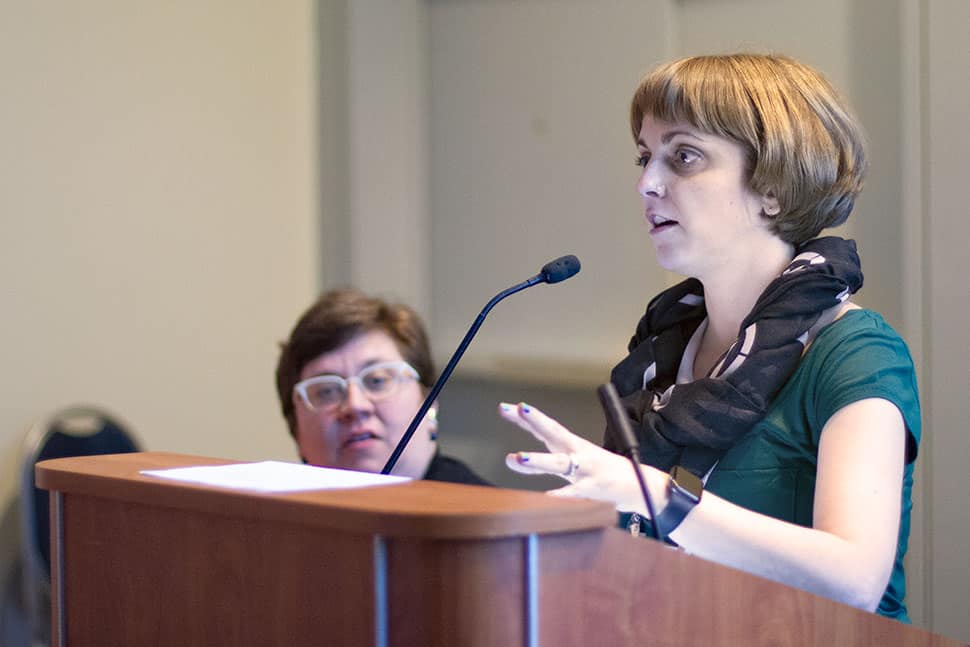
{"left": 141, "top": 460, "right": 411, "bottom": 492}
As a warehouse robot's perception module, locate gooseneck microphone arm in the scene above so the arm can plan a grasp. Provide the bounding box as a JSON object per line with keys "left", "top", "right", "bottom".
{"left": 381, "top": 254, "right": 581, "bottom": 475}
{"left": 597, "top": 382, "right": 664, "bottom": 543}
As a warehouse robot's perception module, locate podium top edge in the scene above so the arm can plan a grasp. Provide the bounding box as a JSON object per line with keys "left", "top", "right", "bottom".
{"left": 36, "top": 451, "right": 617, "bottom": 539}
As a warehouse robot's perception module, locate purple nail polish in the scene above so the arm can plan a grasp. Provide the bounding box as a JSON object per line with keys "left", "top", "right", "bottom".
{"left": 521, "top": 403, "right": 531, "bottom": 414}
{"left": 519, "top": 454, "right": 529, "bottom": 463}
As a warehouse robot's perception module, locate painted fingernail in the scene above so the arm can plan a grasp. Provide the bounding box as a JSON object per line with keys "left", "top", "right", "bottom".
{"left": 499, "top": 402, "right": 513, "bottom": 412}
{"left": 520, "top": 403, "right": 532, "bottom": 414}
{"left": 518, "top": 453, "right": 530, "bottom": 463}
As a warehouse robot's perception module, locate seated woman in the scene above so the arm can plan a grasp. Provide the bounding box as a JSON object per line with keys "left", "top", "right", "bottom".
{"left": 500, "top": 53, "right": 919, "bottom": 621}
{"left": 276, "top": 287, "right": 489, "bottom": 485}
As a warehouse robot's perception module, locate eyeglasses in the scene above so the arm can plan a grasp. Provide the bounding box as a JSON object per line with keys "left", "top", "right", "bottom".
{"left": 293, "top": 360, "right": 420, "bottom": 411}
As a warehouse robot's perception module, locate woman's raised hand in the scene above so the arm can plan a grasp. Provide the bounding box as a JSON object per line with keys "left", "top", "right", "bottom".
{"left": 498, "top": 402, "right": 657, "bottom": 512}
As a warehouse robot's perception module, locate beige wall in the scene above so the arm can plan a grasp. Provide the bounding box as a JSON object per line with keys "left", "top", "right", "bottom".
{"left": 0, "top": 0, "right": 318, "bottom": 554}
{"left": 923, "top": 0, "right": 970, "bottom": 638}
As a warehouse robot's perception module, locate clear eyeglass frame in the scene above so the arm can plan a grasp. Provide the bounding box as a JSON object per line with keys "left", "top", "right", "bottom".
{"left": 293, "top": 360, "right": 420, "bottom": 412}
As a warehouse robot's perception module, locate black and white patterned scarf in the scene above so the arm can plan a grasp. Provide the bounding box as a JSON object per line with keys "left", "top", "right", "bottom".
{"left": 606, "top": 236, "right": 864, "bottom": 477}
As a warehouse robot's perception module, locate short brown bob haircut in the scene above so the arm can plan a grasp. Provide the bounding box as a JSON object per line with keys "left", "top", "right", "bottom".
{"left": 275, "top": 287, "right": 434, "bottom": 439}
{"left": 630, "top": 53, "right": 868, "bottom": 244}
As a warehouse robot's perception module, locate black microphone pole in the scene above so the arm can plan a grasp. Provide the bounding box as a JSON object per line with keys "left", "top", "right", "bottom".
{"left": 597, "top": 382, "right": 664, "bottom": 543}
{"left": 381, "top": 254, "right": 581, "bottom": 475}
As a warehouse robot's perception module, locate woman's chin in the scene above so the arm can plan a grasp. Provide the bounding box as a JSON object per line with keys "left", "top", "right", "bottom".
{"left": 653, "top": 253, "right": 688, "bottom": 276}
{"left": 336, "top": 449, "right": 388, "bottom": 475}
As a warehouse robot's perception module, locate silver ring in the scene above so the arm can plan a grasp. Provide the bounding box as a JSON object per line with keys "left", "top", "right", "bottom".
{"left": 564, "top": 453, "right": 579, "bottom": 478}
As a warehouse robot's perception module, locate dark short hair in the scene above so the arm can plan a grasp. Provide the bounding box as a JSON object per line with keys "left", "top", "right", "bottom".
{"left": 630, "top": 54, "right": 868, "bottom": 244}
{"left": 275, "top": 287, "right": 434, "bottom": 438}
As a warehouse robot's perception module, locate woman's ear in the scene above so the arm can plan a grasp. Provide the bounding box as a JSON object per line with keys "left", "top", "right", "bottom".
{"left": 761, "top": 191, "right": 781, "bottom": 217}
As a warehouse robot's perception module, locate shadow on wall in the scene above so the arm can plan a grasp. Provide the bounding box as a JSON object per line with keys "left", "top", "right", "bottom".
{"left": 436, "top": 375, "right": 608, "bottom": 491}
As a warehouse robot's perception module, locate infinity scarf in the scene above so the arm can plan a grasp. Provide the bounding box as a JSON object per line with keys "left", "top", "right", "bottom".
{"left": 605, "top": 236, "right": 864, "bottom": 477}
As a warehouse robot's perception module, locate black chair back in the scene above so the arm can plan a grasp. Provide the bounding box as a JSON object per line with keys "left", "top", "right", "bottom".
{"left": 18, "top": 406, "right": 141, "bottom": 646}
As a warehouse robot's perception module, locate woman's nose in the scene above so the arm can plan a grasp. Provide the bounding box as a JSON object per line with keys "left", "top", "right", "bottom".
{"left": 336, "top": 380, "right": 373, "bottom": 417}
{"left": 637, "top": 165, "right": 666, "bottom": 198}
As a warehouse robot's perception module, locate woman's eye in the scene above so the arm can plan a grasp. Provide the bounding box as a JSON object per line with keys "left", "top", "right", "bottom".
{"left": 363, "top": 372, "right": 393, "bottom": 391}
{"left": 634, "top": 153, "right": 650, "bottom": 168}
{"left": 672, "top": 148, "right": 701, "bottom": 168}
{"left": 312, "top": 383, "right": 342, "bottom": 400}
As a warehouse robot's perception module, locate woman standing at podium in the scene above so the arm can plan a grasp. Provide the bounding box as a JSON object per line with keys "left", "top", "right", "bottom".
{"left": 500, "top": 54, "right": 919, "bottom": 621}
{"left": 276, "top": 287, "right": 489, "bottom": 485}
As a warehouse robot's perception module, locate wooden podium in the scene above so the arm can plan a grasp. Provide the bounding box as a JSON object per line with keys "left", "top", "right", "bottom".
{"left": 36, "top": 452, "right": 959, "bottom": 647}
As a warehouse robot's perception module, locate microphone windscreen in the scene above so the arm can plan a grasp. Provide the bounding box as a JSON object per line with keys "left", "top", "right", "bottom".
{"left": 540, "top": 255, "right": 581, "bottom": 283}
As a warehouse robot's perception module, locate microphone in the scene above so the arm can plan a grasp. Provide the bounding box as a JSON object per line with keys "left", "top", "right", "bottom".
{"left": 381, "top": 254, "right": 581, "bottom": 475}
{"left": 537, "top": 255, "right": 581, "bottom": 284}
{"left": 596, "top": 382, "right": 664, "bottom": 543}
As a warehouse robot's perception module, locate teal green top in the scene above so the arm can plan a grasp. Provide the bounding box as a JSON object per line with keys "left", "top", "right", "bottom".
{"left": 707, "top": 309, "right": 920, "bottom": 622}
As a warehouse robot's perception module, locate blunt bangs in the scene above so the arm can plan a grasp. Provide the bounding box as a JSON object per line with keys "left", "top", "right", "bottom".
{"left": 630, "top": 57, "right": 761, "bottom": 153}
